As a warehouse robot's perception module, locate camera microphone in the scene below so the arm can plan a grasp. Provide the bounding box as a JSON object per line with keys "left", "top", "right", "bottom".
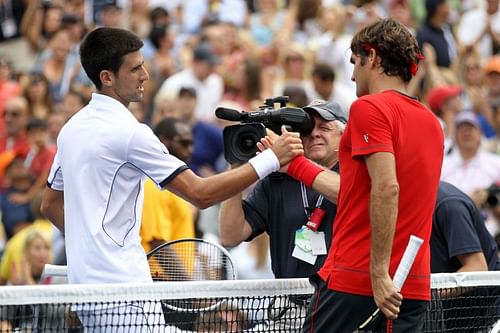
{"left": 216, "top": 106, "right": 314, "bottom": 134}
{"left": 215, "top": 107, "right": 243, "bottom": 122}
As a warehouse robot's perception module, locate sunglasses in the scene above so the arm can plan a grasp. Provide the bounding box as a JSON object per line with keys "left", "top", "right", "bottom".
{"left": 3, "top": 109, "right": 22, "bottom": 118}
{"left": 174, "top": 139, "right": 194, "bottom": 148}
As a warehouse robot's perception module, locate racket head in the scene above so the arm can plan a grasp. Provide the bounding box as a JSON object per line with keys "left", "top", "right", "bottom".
{"left": 147, "top": 238, "right": 237, "bottom": 282}
{"left": 147, "top": 238, "right": 236, "bottom": 314}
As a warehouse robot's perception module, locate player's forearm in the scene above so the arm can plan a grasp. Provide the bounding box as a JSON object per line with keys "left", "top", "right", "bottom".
{"left": 369, "top": 182, "right": 399, "bottom": 278}
{"left": 457, "top": 252, "right": 488, "bottom": 272}
{"left": 186, "top": 164, "right": 260, "bottom": 209}
{"left": 219, "top": 194, "right": 252, "bottom": 247}
{"left": 311, "top": 169, "right": 340, "bottom": 203}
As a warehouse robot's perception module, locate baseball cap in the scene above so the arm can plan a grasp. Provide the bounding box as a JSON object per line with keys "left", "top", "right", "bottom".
{"left": 455, "top": 111, "right": 480, "bottom": 128}
{"left": 302, "top": 99, "right": 348, "bottom": 124}
{"left": 484, "top": 56, "right": 500, "bottom": 74}
{"left": 193, "top": 43, "right": 220, "bottom": 66}
{"left": 426, "top": 85, "right": 462, "bottom": 112}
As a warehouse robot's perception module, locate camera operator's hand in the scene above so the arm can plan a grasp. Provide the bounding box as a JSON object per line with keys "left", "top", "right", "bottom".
{"left": 258, "top": 126, "right": 303, "bottom": 168}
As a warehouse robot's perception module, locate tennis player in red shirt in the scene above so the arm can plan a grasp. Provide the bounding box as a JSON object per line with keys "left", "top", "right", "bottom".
{"left": 299, "top": 18, "right": 444, "bottom": 332}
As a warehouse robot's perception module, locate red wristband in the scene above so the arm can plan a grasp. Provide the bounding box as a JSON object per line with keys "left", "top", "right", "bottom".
{"left": 287, "top": 156, "right": 324, "bottom": 187}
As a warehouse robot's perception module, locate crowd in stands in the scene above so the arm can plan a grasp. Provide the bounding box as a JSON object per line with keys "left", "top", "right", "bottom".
{"left": 0, "top": 0, "right": 499, "bottom": 285}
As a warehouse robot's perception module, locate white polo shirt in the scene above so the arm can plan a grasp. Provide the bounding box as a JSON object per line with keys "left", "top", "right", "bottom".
{"left": 48, "top": 93, "right": 187, "bottom": 284}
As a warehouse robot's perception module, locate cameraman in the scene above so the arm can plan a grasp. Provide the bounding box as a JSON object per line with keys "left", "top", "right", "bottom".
{"left": 219, "top": 100, "right": 346, "bottom": 331}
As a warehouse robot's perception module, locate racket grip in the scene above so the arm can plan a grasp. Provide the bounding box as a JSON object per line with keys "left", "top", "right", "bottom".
{"left": 392, "top": 235, "right": 423, "bottom": 291}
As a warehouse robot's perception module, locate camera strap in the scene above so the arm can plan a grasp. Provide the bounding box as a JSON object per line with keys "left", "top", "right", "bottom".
{"left": 301, "top": 183, "right": 325, "bottom": 232}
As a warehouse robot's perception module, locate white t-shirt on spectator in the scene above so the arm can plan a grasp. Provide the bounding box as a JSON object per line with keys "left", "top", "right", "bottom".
{"left": 458, "top": 8, "right": 500, "bottom": 59}
{"left": 440, "top": 148, "right": 500, "bottom": 196}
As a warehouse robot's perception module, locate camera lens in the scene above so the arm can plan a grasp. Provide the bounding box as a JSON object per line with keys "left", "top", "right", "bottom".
{"left": 487, "top": 194, "right": 499, "bottom": 207}
{"left": 237, "top": 134, "right": 258, "bottom": 154}
{"left": 223, "top": 123, "right": 266, "bottom": 164}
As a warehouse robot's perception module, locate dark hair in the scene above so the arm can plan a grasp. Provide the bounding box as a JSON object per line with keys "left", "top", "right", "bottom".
{"left": 149, "top": 24, "right": 168, "bottom": 50}
{"left": 350, "top": 18, "right": 422, "bottom": 83}
{"left": 425, "top": 0, "right": 446, "bottom": 21}
{"left": 312, "top": 63, "right": 335, "bottom": 82}
{"left": 79, "top": 27, "right": 144, "bottom": 90}
{"left": 154, "top": 117, "right": 183, "bottom": 140}
{"left": 283, "top": 84, "right": 309, "bottom": 107}
{"left": 149, "top": 6, "right": 169, "bottom": 24}
{"left": 179, "top": 87, "right": 197, "bottom": 98}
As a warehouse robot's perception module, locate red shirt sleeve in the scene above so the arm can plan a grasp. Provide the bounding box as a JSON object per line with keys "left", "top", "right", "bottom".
{"left": 349, "top": 98, "right": 394, "bottom": 158}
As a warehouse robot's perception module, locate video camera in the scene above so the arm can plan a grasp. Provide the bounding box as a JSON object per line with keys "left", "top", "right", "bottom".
{"left": 215, "top": 96, "right": 315, "bottom": 164}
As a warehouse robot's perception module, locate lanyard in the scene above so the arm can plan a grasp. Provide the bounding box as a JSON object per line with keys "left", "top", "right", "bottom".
{"left": 300, "top": 183, "right": 326, "bottom": 232}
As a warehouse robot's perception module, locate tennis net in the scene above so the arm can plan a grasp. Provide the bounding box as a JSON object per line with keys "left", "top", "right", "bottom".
{"left": 0, "top": 272, "right": 499, "bottom": 332}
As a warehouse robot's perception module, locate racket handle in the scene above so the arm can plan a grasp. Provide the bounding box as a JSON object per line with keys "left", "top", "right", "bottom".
{"left": 392, "top": 235, "right": 423, "bottom": 291}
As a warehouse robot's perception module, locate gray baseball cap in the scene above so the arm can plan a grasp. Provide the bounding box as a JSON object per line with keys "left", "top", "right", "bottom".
{"left": 303, "top": 99, "right": 348, "bottom": 124}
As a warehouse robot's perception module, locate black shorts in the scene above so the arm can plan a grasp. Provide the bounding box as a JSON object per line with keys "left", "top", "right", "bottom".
{"left": 302, "top": 274, "right": 428, "bottom": 333}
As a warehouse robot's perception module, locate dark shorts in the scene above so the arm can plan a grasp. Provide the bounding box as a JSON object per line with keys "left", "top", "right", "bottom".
{"left": 302, "top": 274, "right": 428, "bottom": 333}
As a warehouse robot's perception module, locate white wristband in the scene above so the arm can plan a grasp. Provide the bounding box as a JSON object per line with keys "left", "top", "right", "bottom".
{"left": 248, "top": 149, "right": 280, "bottom": 179}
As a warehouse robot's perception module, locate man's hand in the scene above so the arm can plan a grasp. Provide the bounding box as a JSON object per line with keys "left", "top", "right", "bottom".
{"left": 372, "top": 274, "right": 403, "bottom": 320}
{"left": 257, "top": 126, "right": 302, "bottom": 171}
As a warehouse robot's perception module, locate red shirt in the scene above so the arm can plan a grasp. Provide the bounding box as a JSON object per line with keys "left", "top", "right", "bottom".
{"left": 318, "top": 90, "right": 444, "bottom": 300}
{"left": 27, "top": 145, "right": 56, "bottom": 178}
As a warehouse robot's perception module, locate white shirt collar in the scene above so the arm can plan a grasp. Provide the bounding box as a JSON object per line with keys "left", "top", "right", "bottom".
{"left": 88, "top": 93, "right": 137, "bottom": 122}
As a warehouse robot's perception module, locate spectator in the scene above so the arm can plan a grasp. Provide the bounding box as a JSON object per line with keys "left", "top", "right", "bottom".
{"left": 416, "top": 0, "right": 457, "bottom": 68}
{"left": 0, "top": 159, "right": 33, "bottom": 240}
{"left": 0, "top": 192, "right": 61, "bottom": 285}
{"left": 22, "top": 72, "right": 54, "bottom": 120}
{"left": 485, "top": 55, "right": 500, "bottom": 108}
{"left": 20, "top": 2, "right": 63, "bottom": 52}
{"left": 484, "top": 100, "right": 500, "bottom": 155}
{"left": 59, "top": 89, "right": 86, "bottom": 120}
{"left": 309, "top": 62, "right": 356, "bottom": 114}
{"left": 457, "top": 0, "right": 500, "bottom": 59}
{"left": 32, "top": 27, "right": 82, "bottom": 105}
{"left": 220, "top": 100, "right": 346, "bottom": 331}
{"left": 8, "top": 118, "right": 56, "bottom": 205}
{"left": 431, "top": 181, "right": 500, "bottom": 273}
{"left": 0, "top": 56, "right": 21, "bottom": 134}
{"left": 8, "top": 230, "right": 51, "bottom": 285}
{"left": 312, "top": 4, "right": 355, "bottom": 91}
{"left": 46, "top": 111, "right": 67, "bottom": 146}
{"left": 426, "top": 85, "right": 463, "bottom": 153}
{"left": 248, "top": 0, "right": 287, "bottom": 47}
{"left": 157, "top": 42, "right": 224, "bottom": 123}
{"left": 441, "top": 111, "right": 500, "bottom": 196}
{"left": 0, "top": 96, "right": 30, "bottom": 188}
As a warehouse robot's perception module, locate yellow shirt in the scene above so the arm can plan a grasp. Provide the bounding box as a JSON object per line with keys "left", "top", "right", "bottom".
{"left": 0, "top": 219, "right": 53, "bottom": 283}
{"left": 140, "top": 178, "right": 195, "bottom": 254}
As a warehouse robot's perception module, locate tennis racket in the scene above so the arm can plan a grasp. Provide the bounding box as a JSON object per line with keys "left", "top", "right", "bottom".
{"left": 353, "top": 235, "right": 424, "bottom": 333}
{"left": 147, "top": 238, "right": 237, "bottom": 313}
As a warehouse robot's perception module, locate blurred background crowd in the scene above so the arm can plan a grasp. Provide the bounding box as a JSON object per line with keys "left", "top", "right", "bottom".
{"left": 0, "top": 0, "right": 499, "bottom": 285}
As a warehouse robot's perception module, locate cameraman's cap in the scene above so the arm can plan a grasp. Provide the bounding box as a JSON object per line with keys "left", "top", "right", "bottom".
{"left": 303, "top": 99, "right": 347, "bottom": 124}
{"left": 193, "top": 43, "right": 220, "bottom": 66}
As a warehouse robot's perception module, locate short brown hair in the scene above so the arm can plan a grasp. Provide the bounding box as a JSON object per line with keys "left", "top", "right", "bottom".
{"left": 351, "top": 18, "right": 422, "bottom": 83}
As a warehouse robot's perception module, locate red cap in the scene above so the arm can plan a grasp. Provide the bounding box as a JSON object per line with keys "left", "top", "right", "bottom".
{"left": 426, "top": 85, "right": 462, "bottom": 113}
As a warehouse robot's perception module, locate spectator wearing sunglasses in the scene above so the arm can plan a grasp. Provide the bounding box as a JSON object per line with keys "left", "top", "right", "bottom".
{"left": 140, "top": 117, "right": 196, "bottom": 254}
{"left": 0, "top": 96, "right": 30, "bottom": 192}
